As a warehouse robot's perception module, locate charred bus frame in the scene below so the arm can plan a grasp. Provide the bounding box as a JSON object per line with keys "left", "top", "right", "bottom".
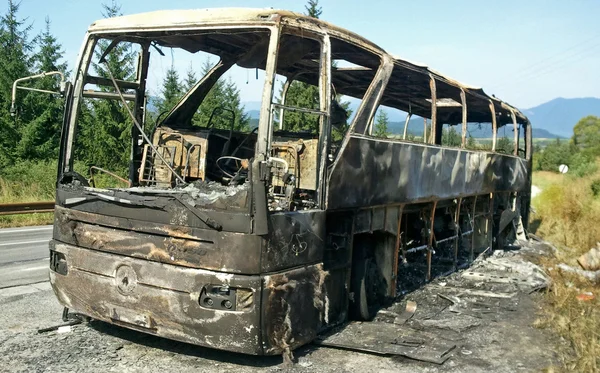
{"left": 37, "top": 9, "right": 532, "bottom": 357}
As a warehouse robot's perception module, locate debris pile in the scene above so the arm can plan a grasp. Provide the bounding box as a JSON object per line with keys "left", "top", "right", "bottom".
{"left": 578, "top": 245, "right": 600, "bottom": 271}
{"left": 179, "top": 181, "right": 249, "bottom": 209}
{"left": 318, "top": 239, "right": 552, "bottom": 365}
{"left": 556, "top": 243, "right": 600, "bottom": 283}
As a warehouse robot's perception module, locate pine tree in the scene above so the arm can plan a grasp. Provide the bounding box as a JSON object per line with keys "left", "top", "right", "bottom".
{"left": 280, "top": 0, "right": 351, "bottom": 137}
{"left": 0, "top": 0, "right": 33, "bottom": 168}
{"left": 76, "top": 1, "right": 137, "bottom": 174}
{"left": 467, "top": 135, "right": 477, "bottom": 149}
{"left": 157, "top": 66, "right": 183, "bottom": 115}
{"left": 374, "top": 109, "right": 390, "bottom": 138}
{"left": 496, "top": 136, "right": 513, "bottom": 154}
{"left": 442, "top": 126, "right": 461, "bottom": 147}
{"left": 305, "top": 0, "right": 323, "bottom": 18}
{"left": 15, "top": 17, "right": 68, "bottom": 160}
{"left": 279, "top": 0, "right": 323, "bottom": 133}
{"left": 183, "top": 62, "right": 198, "bottom": 92}
{"left": 223, "top": 77, "right": 250, "bottom": 131}
{"left": 0, "top": 0, "right": 32, "bottom": 104}
{"left": 92, "top": 1, "right": 136, "bottom": 83}
{"left": 193, "top": 58, "right": 249, "bottom": 131}
{"left": 279, "top": 79, "right": 320, "bottom": 133}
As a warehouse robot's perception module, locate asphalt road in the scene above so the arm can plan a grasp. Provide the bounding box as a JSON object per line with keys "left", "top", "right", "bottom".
{"left": 0, "top": 225, "right": 52, "bottom": 288}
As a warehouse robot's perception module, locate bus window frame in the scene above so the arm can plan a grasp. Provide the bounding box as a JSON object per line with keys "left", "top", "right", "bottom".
{"left": 261, "top": 26, "right": 332, "bottom": 209}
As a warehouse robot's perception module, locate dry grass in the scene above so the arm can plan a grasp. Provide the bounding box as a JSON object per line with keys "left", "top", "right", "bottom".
{"left": 0, "top": 213, "right": 54, "bottom": 228}
{"left": 532, "top": 171, "right": 600, "bottom": 372}
{"left": 533, "top": 171, "right": 566, "bottom": 192}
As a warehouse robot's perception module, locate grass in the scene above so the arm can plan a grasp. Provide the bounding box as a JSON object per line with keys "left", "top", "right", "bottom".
{"left": 0, "top": 160, "right": 128, "bottom": 228}
{"left": 531, "top": 169, "right": 600, "bottom": 372}
{"left": 0, "top": 160, "right": 58, "bottom": 228}
{"left": 532, "top": 171, "right": 566, "bottom": 192}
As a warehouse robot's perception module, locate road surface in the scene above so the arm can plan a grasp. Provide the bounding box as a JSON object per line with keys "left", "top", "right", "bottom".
{"left": 0, "top": 225, "right": 52, "bottom": 288}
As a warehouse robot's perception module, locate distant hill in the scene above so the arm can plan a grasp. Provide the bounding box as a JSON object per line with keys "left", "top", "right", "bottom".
{"left": 246, "top": 110, "right": 260, "bottom": 119}
{"left": 523, "top": 97, "right": 600, "bottom": 138}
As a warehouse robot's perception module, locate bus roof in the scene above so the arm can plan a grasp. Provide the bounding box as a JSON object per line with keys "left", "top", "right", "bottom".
{"left": 88, "top": 8, "right": 527, "bottom": 125}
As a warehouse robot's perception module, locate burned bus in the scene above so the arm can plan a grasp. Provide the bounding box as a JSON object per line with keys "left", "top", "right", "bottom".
{"left": 38, "top": 8, "right": 531, "bottom": 357}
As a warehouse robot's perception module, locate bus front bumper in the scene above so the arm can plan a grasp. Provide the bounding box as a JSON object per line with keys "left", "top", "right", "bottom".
{"left": 49, "top": 241, "right": 264, "bottom": 355}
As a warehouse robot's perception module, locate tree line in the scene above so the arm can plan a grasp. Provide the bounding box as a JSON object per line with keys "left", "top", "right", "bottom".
{"left": 0, "top": 0, "right": 67, "bottom": 170}
{"left": 533, "top": 115, "right": 600, "bottom": 176}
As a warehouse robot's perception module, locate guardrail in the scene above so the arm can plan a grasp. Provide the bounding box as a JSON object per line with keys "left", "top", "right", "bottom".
{"left": 0, "top": 202, "right": 55, "bottom": 216}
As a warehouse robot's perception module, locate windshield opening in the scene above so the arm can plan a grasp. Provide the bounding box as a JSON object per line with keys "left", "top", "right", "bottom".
{"left": 67, "top": 28, "right": 272, "bottom": 209}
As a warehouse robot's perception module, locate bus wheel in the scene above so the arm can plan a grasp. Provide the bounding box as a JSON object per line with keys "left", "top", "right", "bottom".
{"left": 351, "top": 249, "right": 385, "bottom": 320}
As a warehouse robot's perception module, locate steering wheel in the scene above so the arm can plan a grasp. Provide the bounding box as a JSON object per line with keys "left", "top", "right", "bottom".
{"left": 216, "top": 156, "right": 248, "bottom": 180}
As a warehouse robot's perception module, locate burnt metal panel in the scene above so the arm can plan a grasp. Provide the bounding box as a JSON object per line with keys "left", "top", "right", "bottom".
{"left": 53, "top": 207, "right": 263, "bottom": 274}
{"left": 384, "top": 206, "right": 400, "bottom": 235}
{"left": 262, "top": 210, "right": 326, "bottom": 272}
{"left": 328, "top": 135, "right": 528, "bottom": 210}
{"left": 261, "top": 263, "right": 330, "bottom": 355}
{"left": 354, "top": 209, "right": 371, "bottom": 234}
{"left": 50, "top": 243, "right": 264, "bottom": 354}
{"left": 56, "top": 187, "right": 252, "bottom": 233}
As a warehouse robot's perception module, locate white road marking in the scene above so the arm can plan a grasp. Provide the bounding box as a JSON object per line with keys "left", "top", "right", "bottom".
{"left": 0, "top": 239, "right": 49, "bottom": 247}
{"left": 19, "top": 265, "right": 48, "bottom": 272}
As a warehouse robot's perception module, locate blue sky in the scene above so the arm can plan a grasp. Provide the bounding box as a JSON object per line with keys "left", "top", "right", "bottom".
{"left": 15, "top": 0, "right": 600, "bottom": 109}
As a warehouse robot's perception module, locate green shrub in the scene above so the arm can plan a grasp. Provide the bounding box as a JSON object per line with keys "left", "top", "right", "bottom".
{"left": 591, "top": 179, "right": 600, "bottom": 197}
{"left": 569, "top": 152, "right": 598, "bottom": 177}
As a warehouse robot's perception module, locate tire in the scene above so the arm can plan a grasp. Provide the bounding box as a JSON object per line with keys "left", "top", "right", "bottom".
{"left": 351, "top": 256, "right": 372, "bottom": 320}
{"left": 351, "top": 244, "right": 385, "bottom": 321}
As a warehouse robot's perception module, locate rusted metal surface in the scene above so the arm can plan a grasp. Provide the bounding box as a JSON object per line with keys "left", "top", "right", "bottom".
{"left": 460, "top": 89, "right": 467, "bottom": 147}
{"left": 426, "top": 201, "right": 438, "bottom": 281}
{"left": 54, "top": 206, "right": 262, "bottom": 273}
{"left": 428, "top": 73, "right": 437, "bottom": 144}
{"left": 315, "top": 321, "right": 456, "bottom": 364}
{"left": 271, "top": 139, "right": 318, "bottom": 191}
{"left": 0, "top": 201, "right": 54, "bottom": 215}
{"left": 262, "top": 264, "right": 330, "bottom": 356}
{"left": 327, "top": 135, "right": 528, "bottom": 210}
{"left": 50, "top": 242, "right": 264, "bottom": 354}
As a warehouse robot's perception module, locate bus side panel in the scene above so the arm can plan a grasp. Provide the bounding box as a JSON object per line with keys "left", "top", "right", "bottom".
{"left": 262, "top": 211, "right": 326, "bottom": 272}
{"left": 328, "top": 136, "right": 529, "bottom": 210}
{"left": 261, "top": 263, "right": 329, "bottom": 355}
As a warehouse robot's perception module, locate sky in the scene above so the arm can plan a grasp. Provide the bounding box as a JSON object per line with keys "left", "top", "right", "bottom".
{"left": 14, "top": 0, "right": 600, "bottom": 109}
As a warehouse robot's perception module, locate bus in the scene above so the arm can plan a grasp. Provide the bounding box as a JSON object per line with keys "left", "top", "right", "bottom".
{"left": 30, "top": 8, "right": 531, "bottom": 358}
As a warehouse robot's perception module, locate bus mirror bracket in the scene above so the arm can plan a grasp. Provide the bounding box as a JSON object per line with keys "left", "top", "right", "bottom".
{"left": 11, "top": 71, "right": 66, "bottom": 116}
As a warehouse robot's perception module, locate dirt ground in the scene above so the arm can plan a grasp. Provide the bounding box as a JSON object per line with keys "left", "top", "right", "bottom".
{"left": 0, "top": 241, "right": 563, "bottom": 373}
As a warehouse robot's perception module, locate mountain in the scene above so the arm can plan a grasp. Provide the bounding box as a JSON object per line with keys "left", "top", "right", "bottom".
{"left": 246, "top": 110, "right": 260, "bottom": 119}
{"left": 523, "top": 97, "right": 600, "bottom": 138}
